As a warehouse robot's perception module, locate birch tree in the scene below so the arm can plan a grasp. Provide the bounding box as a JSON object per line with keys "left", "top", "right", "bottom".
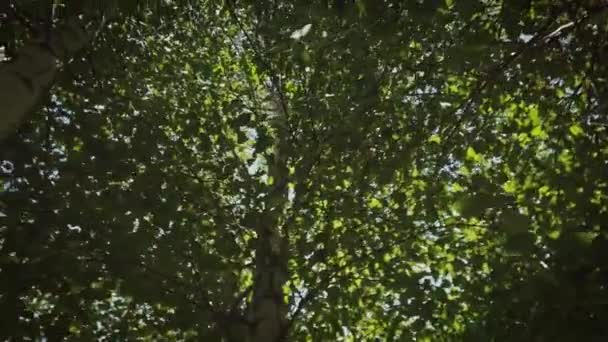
{"left": 2, "top": 1, "right": 608, "bottom": 341}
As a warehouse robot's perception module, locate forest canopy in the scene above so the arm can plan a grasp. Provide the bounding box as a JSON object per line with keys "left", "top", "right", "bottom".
{"left": 1, "top": 0, "right": 608, "bottom": 341}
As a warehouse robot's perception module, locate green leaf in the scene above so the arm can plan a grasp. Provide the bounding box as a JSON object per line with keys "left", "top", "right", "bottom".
{"left": 528, "top": 105, "right": 540, "bottom": 126}
{"left": 368, "top": 198, "right": 382, "bottom": 209}
{"left": 465, "top": 146, "right": 480, "bottom": 161}
{"left": 569, "top": 123, "right": 584, "bottom": 137}
{"left": 428, "top": 134, "right": 442, "bottom": 144}
{"left": 332, "top": 219, "right": 343, "bottom": 229}
{"left": 530, "top": 125, "right": 546, "bottom": 139}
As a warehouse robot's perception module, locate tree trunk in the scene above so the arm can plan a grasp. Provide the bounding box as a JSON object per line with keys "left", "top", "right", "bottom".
{"left": 0, "top": 19, "right": 90, "bottom": 140}
{"left": 249, "top": 86, "right": 291, "bottom": 342}
{"left": 250, "top": 221, "right": 289, "bottom": 342}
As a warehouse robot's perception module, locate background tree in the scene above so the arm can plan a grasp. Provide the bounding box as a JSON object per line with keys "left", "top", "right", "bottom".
{"left": 1, "top": 0, "right": 608, "bottom": 341}
{"left": 0, "top": 0, "right": 182, "bottom": 139}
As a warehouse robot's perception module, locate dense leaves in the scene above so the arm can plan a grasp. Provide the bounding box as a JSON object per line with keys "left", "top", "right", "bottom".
{"left": 2, "top": 0, "right": 608, "bottom": 340}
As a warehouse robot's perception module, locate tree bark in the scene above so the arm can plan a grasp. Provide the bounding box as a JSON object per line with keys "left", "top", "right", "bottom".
{"left": 250, "top": 222, "right": 289, "bottom": 342}
{"left": 0, "top": 19, "right": 90, "bottom": 140}
{"left": 249, "top": 86, "right": 291, "bottom": 342}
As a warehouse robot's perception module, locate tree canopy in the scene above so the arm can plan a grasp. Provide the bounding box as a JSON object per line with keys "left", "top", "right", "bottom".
{"left": 2, "top": 0, "right": 608, "bottom": 341}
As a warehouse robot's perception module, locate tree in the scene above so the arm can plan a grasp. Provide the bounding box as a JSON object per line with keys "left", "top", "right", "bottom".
{"left": 1, "top": 0, "right": 608, "bottom": 340}
{"left": 0, "top": 0, "right": 181, "bottom": 140}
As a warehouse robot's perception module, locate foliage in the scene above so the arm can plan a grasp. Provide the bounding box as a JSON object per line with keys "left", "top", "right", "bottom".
{"left": 1, "top": 0, "right": 608, "bottom": 340}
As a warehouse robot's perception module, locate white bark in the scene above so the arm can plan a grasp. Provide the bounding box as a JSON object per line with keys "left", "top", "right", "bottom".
{"left": 250, "top": 84, "right": 291, "bottom": 342}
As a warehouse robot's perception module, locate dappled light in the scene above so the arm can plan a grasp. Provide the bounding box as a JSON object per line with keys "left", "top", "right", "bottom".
{"left": 1, "top": 0, "right": 608, "bottom": 340}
